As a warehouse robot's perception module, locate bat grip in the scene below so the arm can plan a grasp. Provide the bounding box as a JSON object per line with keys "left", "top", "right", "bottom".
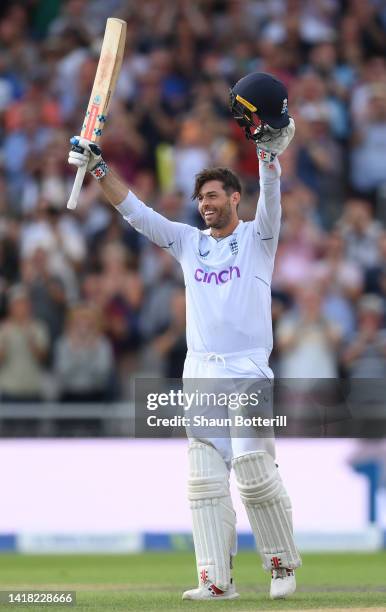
{"left": 67, "top": 165, "right": 88, "bottom": 210}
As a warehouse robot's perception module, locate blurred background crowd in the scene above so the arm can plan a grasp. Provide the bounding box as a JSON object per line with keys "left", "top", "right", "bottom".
{"left": 0, "top": 0, "right": 386, "bottom": 409}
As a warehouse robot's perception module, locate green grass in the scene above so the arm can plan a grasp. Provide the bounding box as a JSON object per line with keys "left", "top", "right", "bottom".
{"left": 0, "top": 552, "right": 385, "bottom": 611}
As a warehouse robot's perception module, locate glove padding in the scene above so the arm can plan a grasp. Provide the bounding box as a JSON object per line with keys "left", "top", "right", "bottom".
{"left": 256, "top": 117, "right": 295, "bottom": 164}
{"left": 68, "top": 136, "right": 103, "bottom": 172}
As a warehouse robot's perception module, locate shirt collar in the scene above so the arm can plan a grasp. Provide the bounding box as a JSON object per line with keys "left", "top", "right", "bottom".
{"left": 204, "top": 220, "right": 243, "bottom": 240}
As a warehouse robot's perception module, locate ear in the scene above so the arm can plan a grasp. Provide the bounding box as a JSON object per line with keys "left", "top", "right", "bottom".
{"left": 231, "top": 191, "right": 241, "bottom": 207}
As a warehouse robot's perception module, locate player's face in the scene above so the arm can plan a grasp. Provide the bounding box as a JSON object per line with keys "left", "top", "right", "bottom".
{"left": 197, "top": 181, "right": 236, "bottom": 229}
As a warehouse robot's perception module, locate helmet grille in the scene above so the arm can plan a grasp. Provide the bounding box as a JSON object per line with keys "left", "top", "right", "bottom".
{"left": 229, "top": 88, "right": 283, "bottom": 143}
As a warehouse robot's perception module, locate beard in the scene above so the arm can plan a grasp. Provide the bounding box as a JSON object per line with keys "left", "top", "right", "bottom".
{"left": 201, "top": 199, "right": 233, "bottom": 229}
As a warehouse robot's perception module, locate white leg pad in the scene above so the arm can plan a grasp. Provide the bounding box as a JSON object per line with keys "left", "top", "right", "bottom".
{"left": 188, "top": 441, "right": 237, "bottom": 591}
{"left": 232, "top": 451, "right": 301, "bottom": 571}
{"left": 276, "top": 472, "right": 294, "bottom": 532}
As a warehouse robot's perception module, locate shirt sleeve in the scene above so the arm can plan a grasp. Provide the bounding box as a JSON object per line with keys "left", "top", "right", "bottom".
{"left": 253, "top": 158, "right": 282, "bottom": 259}
{"left": 116, "top": 191, "right": 192, "bottom": 261}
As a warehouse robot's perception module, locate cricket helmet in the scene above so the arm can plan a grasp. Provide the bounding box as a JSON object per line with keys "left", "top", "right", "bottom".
{"left": 229, "top": 72, "right": 289, "bottom": 141}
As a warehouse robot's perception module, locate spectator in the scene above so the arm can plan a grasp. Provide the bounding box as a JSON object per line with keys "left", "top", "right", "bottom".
{"left": 0, "top": 218, "right": 20, "bottom": 291}
{"left": 99, "top": 241, "right": 143, "bottom": 314}
{"left": 350, "top": 83, "right": 386, "bottom": 197}
{"left": 307, "top": 43, "right": 351, "bottom": 139}
{"left": 130, "top": 67, "right": 177, "bottom": 171}
{"left": 3, "top": 104, "right": 53, "bottom": 203}
{"left": 273, "top": 190, "right": 323, "bottom": 295}
{"left": 139, "top": 248, "right": 182, "bottom": 341}
{"left": 365, "top": 231, "right": 386, "bottom": 299}
{"left": 276, "top": 285, "right": 342, "bottom": 378}
{"left": 54, "top": 303, "right": 114, "bottom": 402}
{"left": 100, "top": 104, "right": 146, "bottom": 185}
{"left": 0, "top": 285, "right": 49, "bottom": 401}
{"left": 350, "top": 56, "right": 386, "bottom": 124}
{"left": 151, "top": 286, "right": 187, "bottom": 378}
{"left": 295, "top": 101, "right": 343, "bottom": 225}
{"left": 98, "top": 242, "right": 143, "bottom": 375}
{"left": 21, "top": 247, "right": 67, "bottom": 349}
{"left": 20, "top": 200, "right": 85, "bottom": 302}
{"left": 313, "top": 229, "right": 363, "bottom": 339}
{"left": 348, "top": 0, "right": 386, "bottom": 58}
{"left": 342, "top": 294, "right": 386, "bottom": 379}
{"left": 173, "top": 116, "right": 211, "bottom": 212}
{"left": 338, "top": 198, "right": 383, "bottom": 270}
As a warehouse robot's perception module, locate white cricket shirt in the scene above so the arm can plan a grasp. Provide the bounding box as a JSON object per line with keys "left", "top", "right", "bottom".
{"left": 117, "top": 159, "right": 282, "bottom": 356}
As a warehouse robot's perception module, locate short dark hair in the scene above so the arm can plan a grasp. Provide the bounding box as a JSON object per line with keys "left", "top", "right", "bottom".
{"left": 192, "top": 167, "right": 242, "bottom": 200}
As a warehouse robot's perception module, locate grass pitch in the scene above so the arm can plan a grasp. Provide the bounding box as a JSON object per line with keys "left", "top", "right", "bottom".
{"left": 0, "top": 551, "right": 385, "bottom": 611}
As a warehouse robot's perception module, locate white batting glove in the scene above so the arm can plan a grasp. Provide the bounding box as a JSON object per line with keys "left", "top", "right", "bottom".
{"left": 68, "top": 136, "right": 109, "bottom": 180}
{"left": 256, "top": 117, "right": 295, "bottom": 164}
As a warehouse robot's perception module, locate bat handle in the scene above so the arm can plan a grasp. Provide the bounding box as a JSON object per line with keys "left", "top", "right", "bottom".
{"left": 67, "top": 165, "right": 88, "bottom": 210}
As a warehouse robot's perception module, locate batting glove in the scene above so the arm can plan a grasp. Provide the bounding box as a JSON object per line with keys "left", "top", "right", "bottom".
{"left": 256, "top": 117, "right": 295, "bottom": 164}
{"left": 68, "top": 136, "right": 109, "bottom": 180}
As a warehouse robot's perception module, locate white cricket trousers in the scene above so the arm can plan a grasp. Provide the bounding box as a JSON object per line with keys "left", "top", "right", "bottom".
{"left": 183, "top": 348, "right": 275, "bottom": 467}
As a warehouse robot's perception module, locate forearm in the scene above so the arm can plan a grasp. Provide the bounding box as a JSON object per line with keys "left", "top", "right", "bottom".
{"left": 98, "top": 168, "right": 130, "bottom": 207}
{"left": 259, "top": 157, "right": 281, "bottom": 185}
{"left": 255, "top": 158, "right": 281, "bottom": 240}
{"left": 101, "top": 177, "right": 189, "bottom": 259}
{"left": 68, "top": 141, "right": 189, "bottom": 257}
{"left": 258, "top": 159, "right": 281, "bottom": 214}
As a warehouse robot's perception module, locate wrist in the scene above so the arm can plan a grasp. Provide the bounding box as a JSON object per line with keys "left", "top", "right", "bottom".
{"left": 257, "top": 148, "right": 276, "bottom": 164}
{"left": 90, "top": 159, "right": 109, "bottom": 180}
{"left": 259, "top": 156, "right": 281, "bottom": 180}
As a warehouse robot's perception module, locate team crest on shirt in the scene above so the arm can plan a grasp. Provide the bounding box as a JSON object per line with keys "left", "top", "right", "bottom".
{"left": 229, "top": 237, "right": 238, "bottom": 255}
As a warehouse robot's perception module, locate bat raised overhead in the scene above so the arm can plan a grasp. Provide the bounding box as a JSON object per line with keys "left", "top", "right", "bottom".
{"left": 67, "top": 17, "right": 126, "bottom": 210}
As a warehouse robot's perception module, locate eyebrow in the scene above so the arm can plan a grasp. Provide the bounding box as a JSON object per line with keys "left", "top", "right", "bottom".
{"left": 199, "top": 190, "right": 218, "bottom": 198}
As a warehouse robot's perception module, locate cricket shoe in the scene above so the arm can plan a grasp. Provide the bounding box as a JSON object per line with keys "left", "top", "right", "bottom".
{"left": 182, "top": 579, "right": 239, "bottom": 601}
{"left": 270, "top": 568, "right": 296, "bottom": 599}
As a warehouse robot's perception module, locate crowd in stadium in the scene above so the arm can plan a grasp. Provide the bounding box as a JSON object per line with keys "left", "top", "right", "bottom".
{"left": 0, "top": 0, "right": 385, "bottom": 403}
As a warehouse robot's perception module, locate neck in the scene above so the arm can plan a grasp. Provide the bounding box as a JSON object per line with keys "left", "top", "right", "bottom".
{"left": 210, "top": 218, "right": 239, "bottom": 239}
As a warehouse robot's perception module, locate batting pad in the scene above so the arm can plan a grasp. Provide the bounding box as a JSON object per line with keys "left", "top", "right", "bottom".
{"left": 276, "top": 471, "right": 294, "bottom": 532}
{"left": 188, "top": 441, "right": 237, "bottom": 591}
{"left": 232, "top": 451, "right": 301, "bottom": 571}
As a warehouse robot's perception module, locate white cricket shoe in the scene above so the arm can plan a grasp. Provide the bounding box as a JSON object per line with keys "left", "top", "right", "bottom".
{"left": 182, "top": 580, "right": 239, "bottom": 601}
{"left": 270, "top": 568, "right": 296, "bottom": 599}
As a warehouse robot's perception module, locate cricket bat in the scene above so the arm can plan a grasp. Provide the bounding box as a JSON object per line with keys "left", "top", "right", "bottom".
{"left": 67, "top": 18, "right": 127, "bottom": 210}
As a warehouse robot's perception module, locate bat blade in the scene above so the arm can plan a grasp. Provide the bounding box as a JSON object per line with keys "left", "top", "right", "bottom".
{"left": 67, "top": 18, "right": 127, "bottom": 210}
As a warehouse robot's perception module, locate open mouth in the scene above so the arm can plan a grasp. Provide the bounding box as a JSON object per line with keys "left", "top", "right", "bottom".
{"left": 204, "top": 210, "right": 216, "bottom": 221}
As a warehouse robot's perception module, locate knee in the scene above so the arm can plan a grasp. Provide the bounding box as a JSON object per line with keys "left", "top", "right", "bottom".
{"left": 188, "top": 441, "right": 230, "bottom": 501}
{"left": 232, "top": 451, "right": 281, "bottom": 505}
{"left": 232, "top": 437, "right": 275, "bottom": 461}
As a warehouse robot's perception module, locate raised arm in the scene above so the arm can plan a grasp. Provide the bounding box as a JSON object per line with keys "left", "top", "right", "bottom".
{"left": 254, "top": 158, "right": 282, "bottom": 257}
{"left": 252, "top": 119, "right": 295, "bottom": 258}
{"left": 99, "top": 167, "right": 190, "bottom": 260}
{"left": 68, "top": 137, "right": 192, "bottom": 261}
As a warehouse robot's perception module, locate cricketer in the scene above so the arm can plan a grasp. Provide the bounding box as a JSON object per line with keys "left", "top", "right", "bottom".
{"left": 68, "top": 72, "right": 301, "bottom": 602}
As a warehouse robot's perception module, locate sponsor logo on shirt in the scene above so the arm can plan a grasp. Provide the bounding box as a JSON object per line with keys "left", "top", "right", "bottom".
{"left": 194, "top": 266, "right": 240, "bottom": 284}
